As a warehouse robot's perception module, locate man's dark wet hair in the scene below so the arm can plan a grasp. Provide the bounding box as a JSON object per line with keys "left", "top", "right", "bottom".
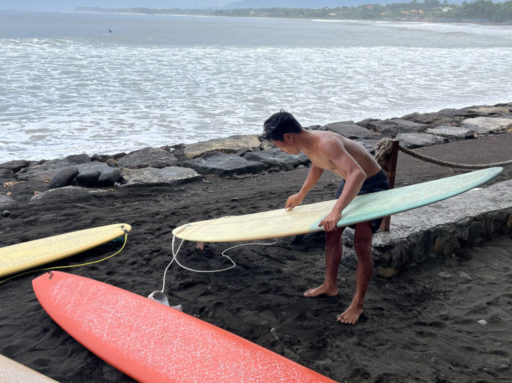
{"left": 262, "top": 111, "right": 303, "bottom": 142}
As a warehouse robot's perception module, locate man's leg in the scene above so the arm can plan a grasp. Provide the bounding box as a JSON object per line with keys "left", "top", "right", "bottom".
{"left": 337, "top": 221, "right": 373, "bottom": 324}
{"left": 304, "top": 227, "right": 344, "bottom": 297}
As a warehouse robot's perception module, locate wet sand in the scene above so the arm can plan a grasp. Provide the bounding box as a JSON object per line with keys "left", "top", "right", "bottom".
{"left": 1, "top": 133, "right": 511, "bottom": 382}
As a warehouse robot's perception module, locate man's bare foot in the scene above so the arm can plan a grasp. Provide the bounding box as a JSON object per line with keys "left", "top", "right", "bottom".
{"left": 337, "top": 304, "right": 363, "bottom": 325}
{"left": 303, "top": 283, "right": 339, "bottom": 297}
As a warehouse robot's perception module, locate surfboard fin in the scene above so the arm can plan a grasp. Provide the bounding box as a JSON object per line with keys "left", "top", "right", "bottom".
{"left": 147, "top": 291, "right": 183, "bottom": 311}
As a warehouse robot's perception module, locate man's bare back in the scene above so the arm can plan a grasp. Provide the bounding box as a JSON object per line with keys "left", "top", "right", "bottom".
{"left": 303, "top": 130, "right": 381, "bottom": 180}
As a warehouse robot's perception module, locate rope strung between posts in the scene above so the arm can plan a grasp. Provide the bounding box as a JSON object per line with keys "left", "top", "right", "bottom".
{"left": 375, "top": 137, "right": 512, "bottom": 170}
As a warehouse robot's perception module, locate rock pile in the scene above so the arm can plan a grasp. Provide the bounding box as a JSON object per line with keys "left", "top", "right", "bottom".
{"left": 1, "top": 103, "right": 511, "bottom": 207}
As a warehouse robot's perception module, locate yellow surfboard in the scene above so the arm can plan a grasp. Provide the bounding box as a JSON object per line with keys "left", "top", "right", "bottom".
{"left": 173, "top": 168, "right": 502, "bottom": 243}
{"left": 0, "top": 223, "right": 131, "bottom": 278}
{"left": 0, "top": 354, "right": 58, "bottom": 382}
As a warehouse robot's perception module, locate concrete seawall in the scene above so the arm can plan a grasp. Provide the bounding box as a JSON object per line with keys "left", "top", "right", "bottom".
{"left": 370, "top": 179, "right": 512, "bottom": 276}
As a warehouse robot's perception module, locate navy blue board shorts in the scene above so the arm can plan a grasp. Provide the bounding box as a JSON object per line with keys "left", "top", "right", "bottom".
{"left": 335, "top": 169, "right": 390, "bottom": 233}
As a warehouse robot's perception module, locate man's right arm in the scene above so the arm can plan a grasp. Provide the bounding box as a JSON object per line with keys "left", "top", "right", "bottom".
{"left": 285, "top": 165, "right": 324, "bottom": 210}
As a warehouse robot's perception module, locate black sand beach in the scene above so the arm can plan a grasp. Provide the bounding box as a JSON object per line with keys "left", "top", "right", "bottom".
{"left": 1, "top": 133, "right": 512, "bottom": 382}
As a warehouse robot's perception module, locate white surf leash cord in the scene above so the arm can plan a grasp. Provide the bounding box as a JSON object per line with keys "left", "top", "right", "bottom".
{"left": 157, "top": 235, "right": 277, "bottom": 294}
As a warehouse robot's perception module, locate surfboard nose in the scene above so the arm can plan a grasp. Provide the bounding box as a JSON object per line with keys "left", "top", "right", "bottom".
{"left": 32, "top": 271, "right": 58, "bottom": 294}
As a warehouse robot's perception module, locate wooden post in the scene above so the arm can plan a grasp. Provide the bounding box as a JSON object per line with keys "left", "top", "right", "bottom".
{"left": 379, "top": 140, "right": 399, "bottom": 232}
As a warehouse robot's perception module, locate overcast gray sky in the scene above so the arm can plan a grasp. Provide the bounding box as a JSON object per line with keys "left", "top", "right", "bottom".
{"left": 0, "top": 1, "right": 233, "bottom": 11}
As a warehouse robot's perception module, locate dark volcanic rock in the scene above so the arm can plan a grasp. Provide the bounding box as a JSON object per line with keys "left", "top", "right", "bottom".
{"left": 97, "top": 167, "right": 122, "bottom": 187}
{"left": 74, "top": 170, "right": 101, "bottom": 187}
{"left": 0, "top": 168, "right": 14, "bottom": 182}
{"left": 17, "top": 156, "right": 91, "bottom": 182}
{"left": 48, "top": 167, "right": 79, "bottom": 189}
{"left": 323, "top": 121, "right": 382, "bottom": 139}
{"left": 91, "top": 153, "right": 125, "bottom": 163}
{"left": 117, "top": 147, "right": 178, "bottom": 169}
{"left": 184, "top": 153, "right": 267, "bottom": 177}
{"left": 183, "top": 135, "right": 261, "bottom": 159}
{"left": 120, "top": 166, "right": 201, "bottom": 187}
{"left": 243, "top": 149, "right": 309, "bottom": 171}
{"left": 401, "top": 108, "right": 480, "bottom": 128}
{"left": 0, "top": 160, "right": 30, "bottom": 173}
{"left": 462, "top": 117, "right": 512, "bottom": 135}
{"left": 367, "top": 118, "right": 427, "bottom": 137}
{"left": 356, "top": 118, "right": 380, "bottom": 129}
{"left": 65, "top": 153, "right": 91, "bottom": 164}
{"left": 395, "top": 133, "right": 448, "bottom": 149}
{"left": 426, "top": 126, "right": 477, "bottom": 140}
{"left": 466, "top": 105, "right": 512, "bottom": 117}
{"left": 71, "top": 162, "right": 122, "bottom": 188}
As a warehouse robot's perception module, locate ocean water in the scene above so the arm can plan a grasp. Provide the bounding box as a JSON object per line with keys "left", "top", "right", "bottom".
{"left": 1, "top": 11, "right": 512, "bottom": 163}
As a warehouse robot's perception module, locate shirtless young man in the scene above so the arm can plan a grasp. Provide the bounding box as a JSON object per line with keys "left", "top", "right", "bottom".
{"left": 262, "top": 111, "right": 389, "bottom": 325}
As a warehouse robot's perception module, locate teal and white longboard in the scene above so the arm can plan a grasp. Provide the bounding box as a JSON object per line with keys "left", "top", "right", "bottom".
{"left": 173, "top": 167, "right": 502, "bottom": 242}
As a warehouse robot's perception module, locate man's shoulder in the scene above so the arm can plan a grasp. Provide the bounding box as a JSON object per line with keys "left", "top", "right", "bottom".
{"left": 317, "top": 131, "right": 347, "bottom": 150}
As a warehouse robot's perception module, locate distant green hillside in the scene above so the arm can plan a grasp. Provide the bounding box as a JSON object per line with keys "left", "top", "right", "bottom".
{"left": 218, "top": 0, "right": 512, "bottom": 22}
{"left": 77, "top": 0, "right": 512, "bottom": 23}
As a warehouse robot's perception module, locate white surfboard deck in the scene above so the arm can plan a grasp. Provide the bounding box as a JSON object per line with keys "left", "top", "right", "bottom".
{"left": 172, "top": 167, "right": 502, "bottom": 242}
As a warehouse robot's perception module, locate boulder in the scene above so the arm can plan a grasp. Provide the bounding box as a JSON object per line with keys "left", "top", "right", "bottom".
{"left": 184, "top": 153, "right": 267, "bottom": 177}
{"left": 426, "top": 126, "right": 477, "bottom": 140}
{"left": 437, "top": 108, "right": 480, "bottom": 119}
{"left": 65, "top": 154, "right": 91, "bottom": 164}
{"left": 366, "top": 120, "right": 399, "bottom": 136}
{"left": 77, "top": 162, "right": 122, "bottom": 187}
{"left": 98, "top": 167, "right": 122, "bottom": 187}
{"left": 260, "top": 140, "right": 275, "bottom": 151}
{"left": 403, "top": 108, "right": 478, "bottom": 124}
{"left": 17, "top": 155, "right": 91, "bottom": 182}
{"left": 466, "top": 105, "right": 512, "bottom": 117}
{"left": 183, "top": 135, "right": 261, "bottom": 159}
{"left": 0, "top": 160, "right": 30, "bottom": 173}
{"left": 48, "top": 167, "right": 79, "bottom": 189}
{"left": 74, "top": 170, "right": 101, "bottom": 187}
{"left": 92, "top": 153, "right": 113, "bottom": 162}
{"left": 121, "top": 166, "right": 201, "bottom": 187}
{"left": 395, "top": 133, "right": 447, "bottom": 149}
{"left": 367, "top": 118, "right": 427, "bottom": 137}
{"left": 0, "top": 168, "right": 14, "bottom": 182}
{"left": 389, "top": 118, "right": 427, "bottom": 133}
{"left": 44, "top": 162, "right": 123, "bottom": 189}
{"left": 117, "top": 147, "right": 178, "bottom": 169}
{"left": 243, "top": 149, "right": 309, "bottom": 171}
{"left": 92, "top": 152, "right": 125, "bottom": 162}
{"left": 402, "top": 108, "right": 479, "bottom": 127}
{"left": 322, "top": 121, "right": 381, "bottom": 139}
{"left": 462, "top": 117, "right": 512, "bottom": 135}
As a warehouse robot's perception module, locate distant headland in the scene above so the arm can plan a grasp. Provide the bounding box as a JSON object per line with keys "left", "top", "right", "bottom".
{"left": 76, "top": 0, "right": 512, "bottom": 24}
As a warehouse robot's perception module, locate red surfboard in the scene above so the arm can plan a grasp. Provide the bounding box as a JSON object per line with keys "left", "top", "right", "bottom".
{"left": 33, "top": 271, "right": 336, "bottom": 383}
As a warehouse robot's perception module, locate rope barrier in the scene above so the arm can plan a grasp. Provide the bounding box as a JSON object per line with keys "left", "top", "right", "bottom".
{"left": 375, "top": 137, "right": 512, "bottom": 170}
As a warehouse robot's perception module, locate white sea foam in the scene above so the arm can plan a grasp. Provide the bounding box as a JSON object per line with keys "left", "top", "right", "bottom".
{"left": 1, "top": 13, "right": 512, "bottom": 162}
{"left": 372, "top": 20, "right": 512, "bottom": 40}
